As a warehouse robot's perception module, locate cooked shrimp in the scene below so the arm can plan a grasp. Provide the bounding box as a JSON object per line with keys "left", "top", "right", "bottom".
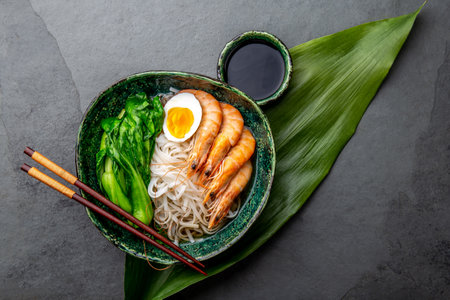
{"left": 200, "top": 102, "right": 244, "bottom": 180}
{"left": 208, "top": 161, "right": 253, "bottom": 228}
{"left": 180, "top": 90, "right": 222, "bottom": 177}
{"left": 203, "top": 127, "right": 255, "bottom": 203}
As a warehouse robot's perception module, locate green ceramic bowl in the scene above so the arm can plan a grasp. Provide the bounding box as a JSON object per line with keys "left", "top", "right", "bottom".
{"left": 217, "top": 31, "right": 292, "bottom": 106}
{"left": 76, "top": 71, "right": 275, "bottom": 264}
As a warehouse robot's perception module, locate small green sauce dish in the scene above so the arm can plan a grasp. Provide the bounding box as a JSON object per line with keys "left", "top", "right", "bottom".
{"left": 217, "top": 31, "right": 292, "bottom": 106}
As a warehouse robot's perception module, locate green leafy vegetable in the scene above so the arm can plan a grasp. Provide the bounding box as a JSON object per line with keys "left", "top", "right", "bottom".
{"left": 96, "top": 92, "right": 164, "bottom": 225}
{"left": 124, "top": 4, "right": 424, "bottom": 299}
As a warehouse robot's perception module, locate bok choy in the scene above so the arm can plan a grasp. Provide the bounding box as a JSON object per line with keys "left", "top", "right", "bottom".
{"left": 96, "top": 92, "right": 164, "bottom": 225}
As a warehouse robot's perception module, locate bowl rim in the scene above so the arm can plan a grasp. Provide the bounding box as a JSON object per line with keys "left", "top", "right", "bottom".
{"left": 217, "top": 30, "right": 293, "bottom": 106}
{"left": 75, "top": 70, "right": 276, "bottom": 263}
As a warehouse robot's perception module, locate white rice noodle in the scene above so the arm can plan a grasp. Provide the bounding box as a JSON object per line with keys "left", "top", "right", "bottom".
{"left": 148, "top": 134, "right": 240, "bottom": 243}
{"left": 169, "top": 87, "right": 180, "bottom": 94}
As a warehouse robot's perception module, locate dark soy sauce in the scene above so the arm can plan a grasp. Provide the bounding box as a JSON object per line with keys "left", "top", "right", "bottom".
{"left": 224, "top": 41, "right": 285, "bottom": 100}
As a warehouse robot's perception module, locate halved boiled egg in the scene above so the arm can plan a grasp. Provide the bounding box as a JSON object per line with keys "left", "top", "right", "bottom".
{"left": 163, "top": 92, "right": 202, "bottom": 142}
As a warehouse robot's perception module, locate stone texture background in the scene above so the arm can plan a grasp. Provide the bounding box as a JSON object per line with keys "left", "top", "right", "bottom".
{"left": 1, "top": 0, "right": 449, "bottom": 299}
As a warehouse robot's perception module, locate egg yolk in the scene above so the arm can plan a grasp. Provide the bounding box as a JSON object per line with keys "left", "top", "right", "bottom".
{"left": 167, "top": 107, "right": 194, "bottom": 138}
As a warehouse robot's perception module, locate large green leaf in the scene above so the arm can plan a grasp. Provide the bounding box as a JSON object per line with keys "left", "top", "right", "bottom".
{"left": 124, "top": 4, "right": 424, "bottom": 299}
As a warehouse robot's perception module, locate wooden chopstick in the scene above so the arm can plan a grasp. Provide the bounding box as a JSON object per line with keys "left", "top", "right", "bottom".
{"left": 20, "top": 163, "right": 207, "bottom": 276}
{"left": 24, "top": 147, "right": 204, "bottom": 269}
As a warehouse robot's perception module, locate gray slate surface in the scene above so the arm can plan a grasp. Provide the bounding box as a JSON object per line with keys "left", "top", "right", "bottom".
{"left": 1, "top": 0, "right": 449, "bottom": 299}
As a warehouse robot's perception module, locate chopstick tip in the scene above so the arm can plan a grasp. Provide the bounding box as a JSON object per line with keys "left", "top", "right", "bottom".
{"left": 21, "top": 163, "right": 32, "bottom": 173}
{"left": 24, "top": 147, "right": 35, "bottom": 157}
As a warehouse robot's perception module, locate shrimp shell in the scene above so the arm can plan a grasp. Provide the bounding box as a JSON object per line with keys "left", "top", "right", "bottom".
{"left": 201, "top": 102, "right": 244, "bottom": 180}
{"left": 203, "top": 127, "right": 255, "bottom": 203}
{"left": 179, "top": 90, "right": 223, "bottom": 177}
{"left": 208, "top": 161, "right": 253, "bottom": 228}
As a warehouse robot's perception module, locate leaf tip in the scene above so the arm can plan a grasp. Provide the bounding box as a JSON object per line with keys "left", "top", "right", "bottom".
{"left": 414, "top": 1, "right": 427, "bottom": 16}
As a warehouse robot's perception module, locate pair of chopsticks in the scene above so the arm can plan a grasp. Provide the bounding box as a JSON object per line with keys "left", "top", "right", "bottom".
{"left": 21, "top": 147, "right": 206, "bottom": 276}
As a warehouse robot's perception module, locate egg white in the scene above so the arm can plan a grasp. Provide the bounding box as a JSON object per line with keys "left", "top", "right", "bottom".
{"left": 163, "top": 92, "right": 202, "bottom": 142}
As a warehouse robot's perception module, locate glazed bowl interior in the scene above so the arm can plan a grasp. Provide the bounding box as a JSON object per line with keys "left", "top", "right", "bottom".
{"left": 76, "top": 71, "right": 275, "bottom": 264}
